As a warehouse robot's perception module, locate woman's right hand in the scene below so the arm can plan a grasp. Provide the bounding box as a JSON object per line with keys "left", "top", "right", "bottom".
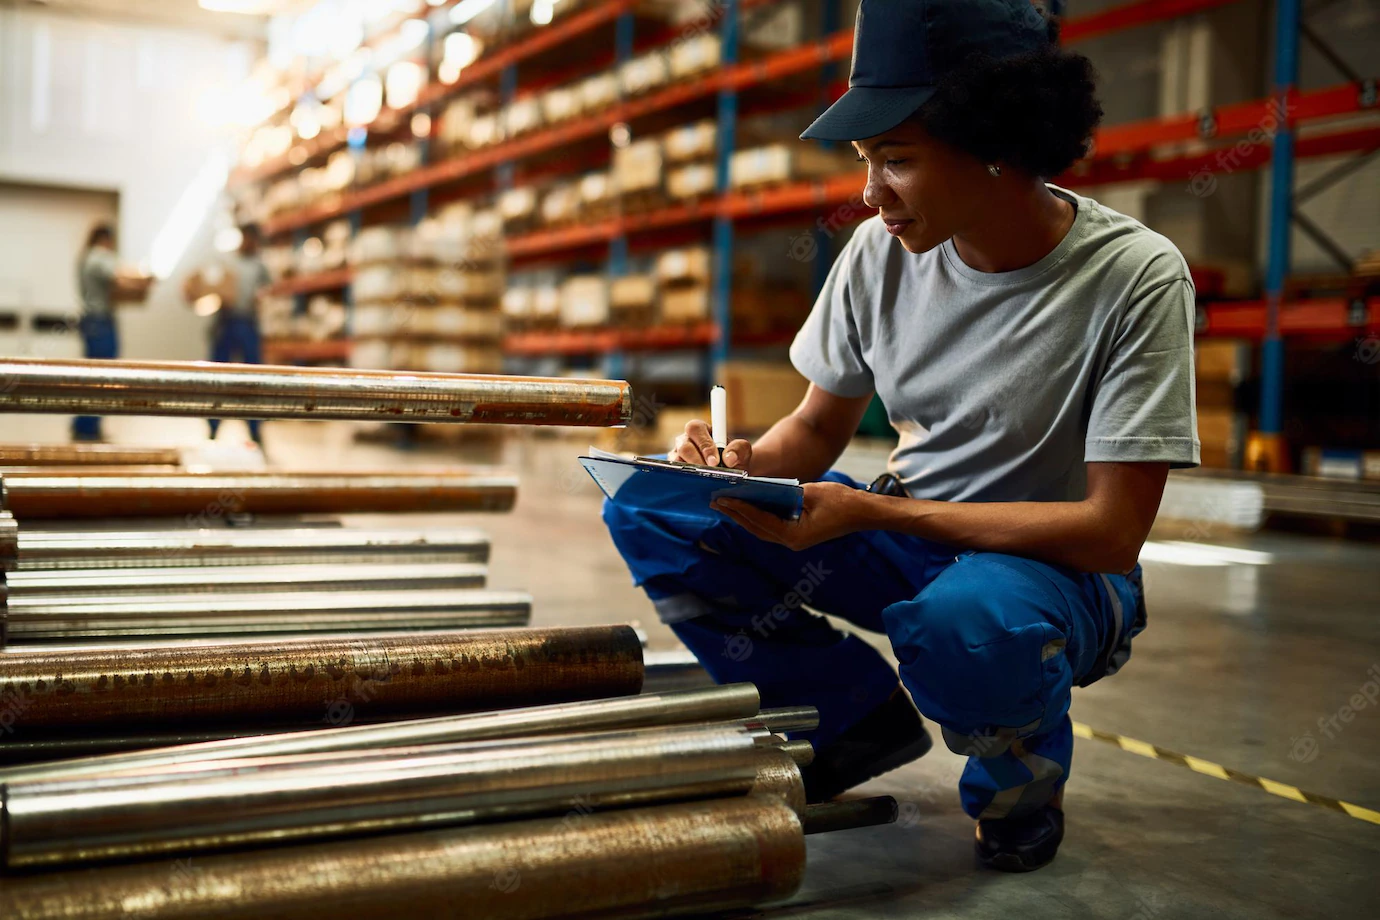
{"left": 671, "top": 419, "right": 753, "bottom": 470}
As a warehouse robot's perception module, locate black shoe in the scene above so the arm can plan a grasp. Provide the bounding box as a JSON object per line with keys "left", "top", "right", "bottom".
{"left": 801, "top": 687, "right": 933, "bottom": 803}
{"left": 975, "top": 797, "right": 1065, "bottom": 872}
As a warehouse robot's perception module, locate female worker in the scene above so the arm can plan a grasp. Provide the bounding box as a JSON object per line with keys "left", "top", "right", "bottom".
{"left": 73, "top": 224, "right": 149, "bottom": 441}
{"left": 207, "top": 224, "right": 270, "bottom": 447}
{"left": 602, "top": 0, "right": 1197, "bottom": 873}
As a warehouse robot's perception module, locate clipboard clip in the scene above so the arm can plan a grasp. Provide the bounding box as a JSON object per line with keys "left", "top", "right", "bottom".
{"left": 635, "top": 457, "right": 751, "bottom": 479}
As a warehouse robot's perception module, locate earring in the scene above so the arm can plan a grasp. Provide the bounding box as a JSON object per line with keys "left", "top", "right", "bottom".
{"left": 987, "top": 164, "right": 1002, "bottom": 177}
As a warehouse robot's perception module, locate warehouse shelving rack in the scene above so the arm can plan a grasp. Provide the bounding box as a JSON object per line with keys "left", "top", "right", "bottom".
{"left": 242, "top": 0, "right": 1378, "bottom": 441}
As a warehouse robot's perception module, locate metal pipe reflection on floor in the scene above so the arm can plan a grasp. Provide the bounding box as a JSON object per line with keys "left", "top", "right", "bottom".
{"left": 0, "top": 358, "right": 634, "bottom": 427}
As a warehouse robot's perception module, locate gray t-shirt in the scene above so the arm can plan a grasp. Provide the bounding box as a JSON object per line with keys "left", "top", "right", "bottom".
{"left": 78, "top": 247, "right": 118, "bottom": 317}
{"left": 228, "top": 253, "right": 271, "bottom": 317}
{"left": 790, "top": 185, "right": 1199, "bottom": 504}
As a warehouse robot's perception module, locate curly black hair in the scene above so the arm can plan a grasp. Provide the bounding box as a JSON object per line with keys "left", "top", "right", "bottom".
{"left": 913, "top": 46, "right": 1103, "bottom": 179}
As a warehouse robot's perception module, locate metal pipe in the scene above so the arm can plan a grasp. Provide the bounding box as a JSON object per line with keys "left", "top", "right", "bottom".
{"left": 743, "top": 706, "right": 819, "bottom": 735}
{"left": 2, "top": 589, "right": 533, "bottom": 642}
{"left": 0, "top": 444, "right": 182, "bottom": 467}
{"left": 0, "top": 358, "right": 634, "bottom": 427}
{"left": 5, "top": 524, "right": 491, "bottom": 572}
{"left": 0, "top": 684, "right": 761, "bottom": 784}
{"left": 750, "top": 746, "right": 807, "bottom": 815}
{"left": 0, "top": 795, "right": 805, "bottom": 920}
{"left": 3, "top": 561, "right": 488, "bottom": 597}
{"left": 0, "top": 625, "right": 644, "bottom": 728}
{"left": 801, "top": 796, "right": 899, "bottom": 835}
{"left": 0, "top": 513, "right": 15, "bottom": 574}
{"left": 777, "top": 739, "right": 815, "bottom": 766}
{"left": 0, "top": 471, "right": 518, "bottom": 518}
{"left": 0, "top": 726, "right": 762, "bottom": 868}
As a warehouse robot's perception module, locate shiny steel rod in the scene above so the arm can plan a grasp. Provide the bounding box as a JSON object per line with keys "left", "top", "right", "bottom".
{"left": 0, "top": 726, "right": 762, "bottom": 868}
{"left": 0, "top": 684, "right": 761, "bottom": 785}
{"left": 0, "top": 795, "right": 805, "bottom": 920}
{"left": 4, "top": 521, "right": 490, "bottom": 571}
{"left": 0, "top": 470, "right": 518, "bottom": 518}
{"left": 2, "top": 589, "right": 533, "bottom": 642}
{"left": 0, "top": 358, "right": 633, "bottom": 427}
{"left": 0, "top": 625, "right": 644, "bottom": 728}
{"left": 0, "top": 444, "right": 182, "bottom": 467}
{"left": 3, "top": 561, "right": 488, "bottom": 597}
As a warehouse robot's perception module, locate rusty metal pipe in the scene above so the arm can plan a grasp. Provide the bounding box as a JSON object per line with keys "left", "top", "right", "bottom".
{"left": 0, "top": 471, "right": 517, "bottom": 518}
{"left": 750, "top": 746, "right": 808, "bottom": 815}
{"left": 0, "top": 684, "right": 762, "bottom": 785}
{"left": 3, "top": 562, "right": 488, "bottom": 597}
{"left": 0, "top": 726, "right": 763, "bottom": 868}
{"left": 0, "top": 625, "right": 644, "bottom": 729}
{"left": 0, "top": 795, "right": 805, "bottom": 920}
{"left": 4, "top": 521, "right": 490, "bottom": 571}
{"left": 0, "top": 358, "right": 633, "bottom": 427}
{"left": 0, "top": 444, "right": 182, "bottom": 467}
{"left": 2, "top": 589, "right": 533, "bottom": 642}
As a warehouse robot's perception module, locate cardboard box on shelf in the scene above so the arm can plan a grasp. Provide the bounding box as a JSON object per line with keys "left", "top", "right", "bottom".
{"left": 540, "top": 183, "right": 582, "bottom": 227}
{"left": 717, "top": 362, "right": 809, "bottom": 434}
{"left": 533, "top": 284, "right": 562, "bottom": 326}
{"left": 579, "top": 73, "right": 619, "bottom": 112}
{"left": 498, "top": 186, "right": 539, "bottom": 231}
{"left": 663, "top": 120, "right": 716, "bottom": 162}
{"left": 1364, "top": 451, "right": 1380, "bottom": 481}
{"left": 619, "top": 50, "right": 669, "bottom": 97}
{"left": 503, "top": 97, "right": 542, "bottom": 137}
{"left": 1195, "top": 380, "right": 1238, "bottom": 412}
{"left": 560, "top": 275, "right": 610, "bottom": 328}
{"left": 611, "top": 274, "right": 657, "bottom": 326}
{"left": 1196, "top": 339, "right": 1251, "bottom": 384}
{"left": 731, "top": 284, "right": 811, "bottom": 336}
{"left": 541, "top": 86, "right": 582, "bottom": 124}
{"left": 660, "top": 284, "right": 711, "bottom": 324}
{"left": 1197, "top": 409, "right": 1248, "bottom": 469}
{"left": 667, "top": 163, "right": 717, "bottom": 200}
{"left": 613, "top": 138, "right": 664, "bottom": 197}
{"left": 669, "top": 35, "right": 721, "bottom": 80}
{"left": 655, "top": 246, "right": 712, "bottom": 286}
{"left": 579, "top": 171, "right": 617, "bottom": 221}
{"left": 729, "top": 144, "right": 852, "bottom": 189}
{"left": 432, "top": 305, "right": 504, "bottom": 340}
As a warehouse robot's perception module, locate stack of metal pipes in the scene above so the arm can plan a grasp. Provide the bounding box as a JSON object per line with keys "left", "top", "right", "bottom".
{"left": 0, "top": 357, "right": 634, "bottom": 644}
{"left": 0, "top": 360, "right": 897, "bottom": 918}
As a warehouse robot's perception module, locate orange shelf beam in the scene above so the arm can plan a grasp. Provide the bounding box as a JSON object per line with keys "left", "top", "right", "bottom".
{"left": 504, "top": 322, "right": 720, "bottom": 356}
{"left": 1200, "top": 297, "right": 1380, "bottom": 340}
{"left": 263, "top": 268, "right": 355, "bottom": 298}
{"left": 261, "top": 339, "right": 354, "bottom": 364}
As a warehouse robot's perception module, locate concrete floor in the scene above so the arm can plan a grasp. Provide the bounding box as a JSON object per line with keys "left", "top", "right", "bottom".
{"left": 7, "top": 415, "right": 1379, "bottom": 918}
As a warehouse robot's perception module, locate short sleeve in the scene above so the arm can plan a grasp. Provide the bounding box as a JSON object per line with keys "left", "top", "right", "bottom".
{"left": 1085, "top": 277, "right": 1200, "bottom": 469}
{"left": 789, "top": 234, "right": 875, "bottom": 399}
{"left": 87, "top": 249, "right": 117, "bottom": 282}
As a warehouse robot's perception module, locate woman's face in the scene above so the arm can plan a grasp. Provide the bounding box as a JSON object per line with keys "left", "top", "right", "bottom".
{"left": 853, "top": 120, "right": 992, "bottom": 254}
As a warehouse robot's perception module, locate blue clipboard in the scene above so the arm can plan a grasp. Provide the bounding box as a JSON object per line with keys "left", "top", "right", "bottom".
{"left": 579, "top": 450, "right": 804, "bottom": 523}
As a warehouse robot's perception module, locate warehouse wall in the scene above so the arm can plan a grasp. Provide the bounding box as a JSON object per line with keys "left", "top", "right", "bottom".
{"left": 0, "top": 8, "right": 255, "bottom": 360}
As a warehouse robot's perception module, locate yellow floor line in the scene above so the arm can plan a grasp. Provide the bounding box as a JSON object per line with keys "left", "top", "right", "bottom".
{"left": 1070, "top": 720, "right": 1380, "bottom": 826}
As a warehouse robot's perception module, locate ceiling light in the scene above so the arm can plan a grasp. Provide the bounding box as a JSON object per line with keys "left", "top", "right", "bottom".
{"left": 450, "top": 0, "right": 498, "bottom": 25}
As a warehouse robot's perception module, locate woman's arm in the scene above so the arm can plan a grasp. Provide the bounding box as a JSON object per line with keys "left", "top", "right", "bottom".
{"left": 714, "top": 461, "right": 1168, "bottom": 574}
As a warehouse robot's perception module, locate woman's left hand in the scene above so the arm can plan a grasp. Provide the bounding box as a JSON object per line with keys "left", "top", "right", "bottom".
{"left": 712, "top": 481, "right": 865, "bottom": 551}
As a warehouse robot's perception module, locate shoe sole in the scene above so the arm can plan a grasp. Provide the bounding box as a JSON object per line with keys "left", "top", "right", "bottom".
{"left": 976, "top": 847, "right": 1053, "bottom": 873}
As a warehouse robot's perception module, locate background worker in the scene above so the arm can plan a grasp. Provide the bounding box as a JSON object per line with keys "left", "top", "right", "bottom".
{"left": 206, "top": 223, "right": 271, "bottom": 447}
{"left": 73, "top": 223, "right": 150, "bottom": 442}
{"left": 602, "top": 0, "right": 1198, "bottom": 873}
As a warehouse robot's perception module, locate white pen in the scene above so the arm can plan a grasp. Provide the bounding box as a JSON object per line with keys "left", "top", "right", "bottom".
{"left": 710, "top": 385, "right": 727, "bottom": 464}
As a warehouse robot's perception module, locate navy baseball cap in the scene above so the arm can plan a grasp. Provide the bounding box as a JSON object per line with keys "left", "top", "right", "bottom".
{"left": 801, "top": 0, "right": 1053, "bottom": 142}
